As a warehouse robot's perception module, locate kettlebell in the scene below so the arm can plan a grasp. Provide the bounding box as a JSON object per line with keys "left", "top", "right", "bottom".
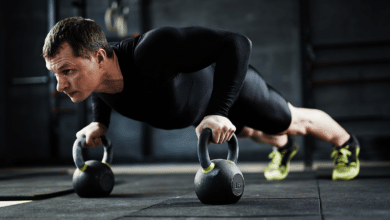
{"left": 72, "top": 135, "right": 115, "bottom": 198}
{"left": 194, "top": 128, "right": 245, "bottom": 205}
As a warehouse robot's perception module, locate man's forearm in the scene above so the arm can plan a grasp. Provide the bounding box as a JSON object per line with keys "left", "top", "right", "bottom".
{"left": 91, "top": 93, "right": 112, "bottom": 129}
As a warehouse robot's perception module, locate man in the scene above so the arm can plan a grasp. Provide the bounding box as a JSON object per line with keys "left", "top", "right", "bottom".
{"left": 43, "top": 17, "right": 360, "bottom": 181}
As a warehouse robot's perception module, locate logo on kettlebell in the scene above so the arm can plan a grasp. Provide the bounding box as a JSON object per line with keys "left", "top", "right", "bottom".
{"left": 100, "top": 173, "right": 113, "bottom": 191}
{"left": 231, "top": 174, "right": 244, "bottom": 196}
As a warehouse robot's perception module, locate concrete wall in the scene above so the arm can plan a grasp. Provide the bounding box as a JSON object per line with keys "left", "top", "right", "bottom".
{"left": 308, "top": 0, "right": 390, "bottom": 160}
{"left": 0, "top": 4, "right": 6, "bottom": 167}
{"left": 1, "top": 0, "right": 51, "bottom": 166}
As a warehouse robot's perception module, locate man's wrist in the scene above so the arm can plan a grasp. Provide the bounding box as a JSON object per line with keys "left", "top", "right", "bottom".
{"left": 93, "top": 122, "right": 108, "bottom": 131}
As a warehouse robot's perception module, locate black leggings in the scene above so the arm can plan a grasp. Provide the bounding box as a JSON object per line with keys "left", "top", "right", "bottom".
{"left": 228, "top": 65, "right": 292, "bottom": 135}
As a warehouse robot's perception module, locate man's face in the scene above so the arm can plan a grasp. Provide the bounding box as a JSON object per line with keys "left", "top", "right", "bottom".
{"left": 45, "top": 42, "right": 101, "bottom": 103}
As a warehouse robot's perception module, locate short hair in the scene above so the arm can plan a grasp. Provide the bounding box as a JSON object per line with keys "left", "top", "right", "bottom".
{"left": 42, "top": 17, "right": 114, "bottom": 59}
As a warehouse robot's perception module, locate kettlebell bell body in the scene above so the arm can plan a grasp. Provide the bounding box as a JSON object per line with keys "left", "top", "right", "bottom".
{"left": 194, "top": 128, "right": 245, "bottom": 205}
{"left": 73, "top": 160, "right": 115, "bottom": 197}
{"left": 72, "top": 135, "right": 115, "bottom": 198}
{"left": 195, "top": 159, "right": 244, "bottom": 204}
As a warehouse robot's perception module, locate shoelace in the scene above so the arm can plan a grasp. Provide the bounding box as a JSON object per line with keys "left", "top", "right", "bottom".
{"left": 331, "top": 146, "right": 351, "bottom": 165}
{"left": 268, "top": 151, "right": 282, "bottom": 168}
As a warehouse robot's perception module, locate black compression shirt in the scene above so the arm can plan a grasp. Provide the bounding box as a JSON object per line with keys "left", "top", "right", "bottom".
{"left": 91, "top": 26, "right": 252, "bottom": 130}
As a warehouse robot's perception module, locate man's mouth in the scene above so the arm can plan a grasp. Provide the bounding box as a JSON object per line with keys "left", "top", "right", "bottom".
{"left": 68, "top": 91, "right": 76, "bottom": 96}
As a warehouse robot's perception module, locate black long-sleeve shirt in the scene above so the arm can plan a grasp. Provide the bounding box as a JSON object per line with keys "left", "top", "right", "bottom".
{"left": 92, "top": 26, "right": 252, "bottom": 130}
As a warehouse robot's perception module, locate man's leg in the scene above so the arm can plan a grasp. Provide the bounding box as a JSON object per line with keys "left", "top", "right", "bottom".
{"left": 281, "top": 103, "right": 350, "bottom": 146}
{"left": 237, "top": 102, "right": 360, "bottom": 181}
{"left": 237, "top": 102, "right": 350, "bottom": 147}
{"left": 282, "top": 102, "right": 360, "bottom": 181}
{"left": 237, "top": 126, "right": 298, "bottom": 181}
{"left": 236, "top": 126, "right": 288, "bottom": 147}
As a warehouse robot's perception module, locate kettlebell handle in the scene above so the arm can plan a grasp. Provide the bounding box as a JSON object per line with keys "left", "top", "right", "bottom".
{"left": 72, "top": 135, "right": 113, "bottom": 171}
{"left": 198, "top": 128, "right": 239, "bottom": 170}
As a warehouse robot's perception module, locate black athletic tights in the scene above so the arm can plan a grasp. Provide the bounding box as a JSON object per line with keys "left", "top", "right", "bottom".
{"left": 218, "top": 64, "right": 292, "bottom": 135}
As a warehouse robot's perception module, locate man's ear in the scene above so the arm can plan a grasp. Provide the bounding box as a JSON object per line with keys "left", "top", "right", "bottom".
{"left": 96, "top": 49, "right": 106, "bottom": 64}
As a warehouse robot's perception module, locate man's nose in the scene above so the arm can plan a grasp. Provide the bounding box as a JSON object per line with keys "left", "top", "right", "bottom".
{"left": 56, "top": 77, "right": 69, "bottom": 93}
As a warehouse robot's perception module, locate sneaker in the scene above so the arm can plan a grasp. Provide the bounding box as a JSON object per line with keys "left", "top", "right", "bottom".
{"left": 331, "top": 134, "right": 360, "bottom": 181}
{"left": 264, "top": 137, "right": 299, "bottom": 181}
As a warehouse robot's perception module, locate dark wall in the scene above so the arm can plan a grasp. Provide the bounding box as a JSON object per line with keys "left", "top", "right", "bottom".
{"left": 1, "top": 0, "right": 51, "bottom": 166}
{"left": 306, "top": 0, "right": 390, "bottom": 161}
{"left": 0, "top": 3, "right": 6, "bottom": 166}
{"left": 310, "top": 0, "right": 390, "bottom": 45}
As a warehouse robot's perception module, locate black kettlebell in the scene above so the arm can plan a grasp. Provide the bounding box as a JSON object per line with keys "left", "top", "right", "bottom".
{"left": 194, "top": 128, "right": 245, "bottom": 205}
{"left": 72, "top": 135, "right": 115, "bottom": 198}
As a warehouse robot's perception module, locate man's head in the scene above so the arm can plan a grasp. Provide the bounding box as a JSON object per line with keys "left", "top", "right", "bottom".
{"left": 43, "top": 16, "right": 113, "bottom": 60}
{"left": 43, "top": 17, "right": 115, "bottom": 102}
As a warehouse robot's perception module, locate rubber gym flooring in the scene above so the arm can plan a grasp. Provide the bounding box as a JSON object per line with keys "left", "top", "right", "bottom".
{"left": 1, "top": 162, "right": 389, "bottom": 220}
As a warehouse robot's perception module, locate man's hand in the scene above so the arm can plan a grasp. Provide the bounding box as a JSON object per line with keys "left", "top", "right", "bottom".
{"left": 76, "top": 122, "right": 108, "bottom": 148}
{"left": 196, "top": 115, "right": 236, "bottom": 145}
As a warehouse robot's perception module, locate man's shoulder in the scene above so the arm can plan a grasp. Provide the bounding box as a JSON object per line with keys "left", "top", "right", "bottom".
{"left": 108, "top": 36, "right": 137, "bottom": 49}
{"left": 108, "top": 35, "right": 143, "bottom": 60}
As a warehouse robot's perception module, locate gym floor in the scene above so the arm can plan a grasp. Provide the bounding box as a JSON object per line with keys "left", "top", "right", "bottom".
{"left": 1, "top": 161, "right": 390, "bottom": 220}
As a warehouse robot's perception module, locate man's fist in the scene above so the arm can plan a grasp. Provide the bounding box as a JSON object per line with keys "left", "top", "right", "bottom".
{"left": 76, "top": 122, "right": 108, "bottom": 148}
{"left": 196, "top": 115, "right": 236, "bottom": 144}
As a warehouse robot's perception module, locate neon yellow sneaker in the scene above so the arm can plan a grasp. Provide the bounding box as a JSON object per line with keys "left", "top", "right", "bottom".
{"left": 331, "top": 134, "right": 360, "bottom": 181}
{"left": 264, "top": 137, "right": 298, "bottom": 181}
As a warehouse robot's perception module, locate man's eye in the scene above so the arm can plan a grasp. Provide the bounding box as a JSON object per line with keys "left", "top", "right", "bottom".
{"left": 63, "top": 70, "right": 72, "bottom": 75}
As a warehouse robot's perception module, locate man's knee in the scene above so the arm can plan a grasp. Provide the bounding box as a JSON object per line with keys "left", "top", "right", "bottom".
{"left": 236, "top": 126, "right": 254, "bottom": 138}
{"left": 270, "top": 134, "right": 288, "bottom": 148}
{"left": 250, "top": 129, "right": 288, "bottom": 147}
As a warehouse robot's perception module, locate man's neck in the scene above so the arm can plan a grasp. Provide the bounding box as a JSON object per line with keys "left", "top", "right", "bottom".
{"left": 99, "top": 51, "right": 124, "bottom": 94}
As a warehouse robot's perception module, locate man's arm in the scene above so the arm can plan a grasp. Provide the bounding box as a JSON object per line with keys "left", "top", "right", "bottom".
{"left": 91, "top": 92, "right": 112, "bottom": 129}
{"left": 74, "top": 93, "right": 111, "bottom": 148}
{"left": 134, "top": 26, "right": 252, "bottom": 118}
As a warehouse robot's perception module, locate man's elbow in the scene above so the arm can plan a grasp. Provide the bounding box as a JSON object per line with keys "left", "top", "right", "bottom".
{"left": 228, "top": 33, "right": 252, "bottom": 57}
{"left": 238, "top": 34, "right": 252, "bottom": 51}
